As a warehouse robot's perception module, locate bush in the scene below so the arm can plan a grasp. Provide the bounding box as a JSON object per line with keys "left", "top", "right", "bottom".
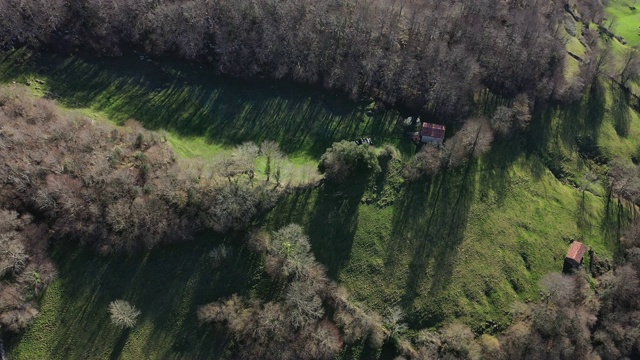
{"left": 108, "top": 300, "right": 141, "bottom": 329}
{"left": 402, "top": 144, "right": 443, "bottom": 181}
{"left": 319, "top": 141, "right": 381, "bottom": 181}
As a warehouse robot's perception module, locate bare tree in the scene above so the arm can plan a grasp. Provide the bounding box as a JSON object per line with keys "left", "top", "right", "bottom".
{"left": 108, "top": 300, "right": 141, "bottom": 329}
{"left": 618, "top": 47, "right": 640, "bottom": 87}
{"left": 270, "top": 224, "right": 315, "bottom": 279}
{"left": 285, "top": 281, "right": 324, "bottom": 328}
{"left": 444, "top": 117, "right": 494, "bottom": 167}
{"left": 383, "top": 306, "right": 407, "bottom": 339}
{"left": 403, "top": 144, "right": 443, "bottom": 181}
{"left": 260, "top": 141, "right": 284, "bottom": 183}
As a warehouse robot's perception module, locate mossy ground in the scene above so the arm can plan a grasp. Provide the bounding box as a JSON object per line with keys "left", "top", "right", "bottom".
{"left": 2, "top": 35, "right": 639, "bottom": 358}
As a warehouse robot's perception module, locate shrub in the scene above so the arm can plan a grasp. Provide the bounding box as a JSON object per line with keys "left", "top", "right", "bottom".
{"left": 108, "top": 299, "right": 141, "bottom": 329}
{"left": 402, "top": 144, "right": 443, "bottom": 181}
{"left": 319, "top": 141, "right": 381, "bottom": 181}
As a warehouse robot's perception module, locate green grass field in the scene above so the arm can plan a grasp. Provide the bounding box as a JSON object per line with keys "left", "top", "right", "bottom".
{"left": 0, "top": 49, "right": 408, "bottom": 160}
{"left": 3, "top": 38, "right": 640, "bottom": 358}
{"left": 263, "top": 146, "right": 627, "bottom": 332}
{"left": 607, "top": 0, "right": 640, "bottom": 47}
{"left": 9, "top": 234, "right": 266, "bottom": 360}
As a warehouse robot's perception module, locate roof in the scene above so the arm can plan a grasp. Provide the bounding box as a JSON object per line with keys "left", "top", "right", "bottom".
{"left": 421, "top": 122, "right": 446, "bottom": 139}
{"left": 565, "top": 241, "right": 587, "bottom": 263}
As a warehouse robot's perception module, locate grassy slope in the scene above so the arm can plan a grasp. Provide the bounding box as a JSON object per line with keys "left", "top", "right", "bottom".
{"left": 0, "top": 50, "right": 407, "bottom": 159}
{"left": 0, "top": 49, "right": 401, "bottom": 185}
{"left": 10, "top": 235, "right": 266, "bottom": 360}
{"left": 265, "top": 147, "right": 627, "bottom": 332}
{"left": 3, "top": 36, "right": 640, "bottom": 358}
{"left": 606, "top": 0, "right": 640, "bottom": 47}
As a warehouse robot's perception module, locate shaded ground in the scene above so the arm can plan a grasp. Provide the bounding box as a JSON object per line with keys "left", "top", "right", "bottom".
{"left": 0, "top": 50, "right": 408, "bottom": 159}
{"left": 9, "top": 234, "right": 264, "bottom": 360}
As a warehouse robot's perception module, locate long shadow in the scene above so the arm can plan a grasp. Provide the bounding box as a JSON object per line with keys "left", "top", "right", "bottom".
{"left": 109, "top": 329, "right": 130, "bottom": 360}
{"left": 601, "top": 186, "right": 636, "bottom": 250}
{"left": 0, "top": 51, "right": 406, "bottom": 159}
{"left": 306, "top": 180, "right": 366, "bottom": 278}
{"left": 531, "top": 79, "right": 606, "bottom": 145}
{"left": 387, "top": 159, "right": 477, "bottom": 327}
{"left": 262, "top": 175, "right": 367, "bottom": 278}
{"left": 478, "top": 139, "right": 523, "bottom": 206}
{"left": 612, "top": 83, "right": 632, "bottom": 137}
{"left": 36, "top": 233, "right": 262, "bottom": 359}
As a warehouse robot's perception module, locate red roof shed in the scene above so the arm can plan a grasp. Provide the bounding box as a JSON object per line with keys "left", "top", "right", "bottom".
{"left": 565, "top": 241, "right": 587, "bottom": 268}
{"left": 421, "top": 122, "right": 446, "bottom": 138}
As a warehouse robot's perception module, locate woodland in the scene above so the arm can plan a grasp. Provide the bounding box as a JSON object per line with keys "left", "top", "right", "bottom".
{"left": 1, "top": 0, "right": 640, "bottom": 359}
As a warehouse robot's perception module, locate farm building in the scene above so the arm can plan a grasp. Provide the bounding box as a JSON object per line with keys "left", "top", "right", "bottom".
{"left": 564, "top": 241, "right": 587, "bottom": 269}
{"left": 421, "top": 122, "right": 446, "bottom": 144}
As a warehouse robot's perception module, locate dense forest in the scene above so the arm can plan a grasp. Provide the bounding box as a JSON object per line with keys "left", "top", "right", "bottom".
{"left": 0, "top": 0, "right": 611, "bottom": 119}
{"left": 2, "top": 0, "right": 640, "bottom": 359}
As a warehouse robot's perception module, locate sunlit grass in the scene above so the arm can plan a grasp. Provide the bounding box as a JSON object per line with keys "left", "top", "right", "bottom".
{"left": 607, "top": 0, "right": 640, "bottom": 47}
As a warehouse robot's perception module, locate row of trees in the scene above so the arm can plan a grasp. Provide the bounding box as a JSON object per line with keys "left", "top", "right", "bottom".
{"left": 402, "top": 115, "right": 499, "bottom": 181}
{"left": 0, "top": 0, "right": 580, "bottom": 119}
{"left": 198, "top": 224, "right": 387, "bottom": 359}
{"left": 318, "top": 96, "right": 530, "bottom": 183}
{"left": 0, "top": 85, "right": 283, "bottom": 334}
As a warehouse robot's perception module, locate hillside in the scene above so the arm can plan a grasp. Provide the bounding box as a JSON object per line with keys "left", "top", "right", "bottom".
{"left": 2, "top": 46, "right": 637, "bottom": 359}
{"left": 1, "top": 0, "right": 640, "bottom": 359}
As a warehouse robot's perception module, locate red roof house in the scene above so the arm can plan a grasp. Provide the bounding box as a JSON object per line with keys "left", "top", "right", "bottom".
{"left": 421, "top": 122, "right": 446, "bottom": 144}
{"left": 565, "top": 241, "right": 587, "bottom": 268}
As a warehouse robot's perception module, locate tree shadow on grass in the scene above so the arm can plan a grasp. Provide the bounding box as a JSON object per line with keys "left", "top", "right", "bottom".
{"left": 109, "top": 329, "right": 130, "bottom": 360}
{"left": 387, "top": 159, "right": 477, "bottom": 327}
{"left": 478, "top": 139, "right": 523, "bottom": 206}
{"left": 601, "top": 186, "right": 635, "bottom": 251}
{"left": 305, "top": 179, "right": 366, "bottom": 279}
{"left": 2, "top": 51, "right": 404, "bottom": 159}
{"left": 526, "top": 81, "right": 607, "bottom": 181}
{"left": 261, "top": 174, "right": 367, "bottom": 279}
{"left": 612, "top": 84, "right": 632, "bottom": 137}
{"left": 41, "top": 233, "right": 261, "bottom": 359}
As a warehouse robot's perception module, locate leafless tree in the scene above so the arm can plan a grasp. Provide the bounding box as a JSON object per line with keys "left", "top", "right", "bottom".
{"left": 285, "top": 281, "right": 324, "bottom": 328}
{"left": 444, "top": 117, "right": 494, "bottom": 167}
{"left": 618, "top": 47, "right": 640, "bottom": 87}
{"left": 403, "top": 144, "right": 443, "bottom": 181}
{"left": 108, "top": 300, "right": 141, "bottom": 329}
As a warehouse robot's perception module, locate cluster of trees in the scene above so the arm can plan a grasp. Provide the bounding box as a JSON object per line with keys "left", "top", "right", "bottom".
{"left": 318, "top": 96, "right": 530, "bottom": 183}
{"left": 0, "top": 210, "right": 54, "bottom": 333}
{"left": 0, "top": 85, "right": 282, "bottom": 334}
{"left": 0, "top": 0, "right": 583, "bottom": 119}
{"left": 198, "top": 224, "right": 387, "bottom": 359}
{"left": 402, "top": 116, "right": 498, "bottom": 181}
{"left": 199, "top": 222, "right": 640, "bottom": 359}
{"left": 401, "top": 92, "right": 534, "bottom": 181}
{"left": 0, "top": 85, "right": 279, "bottom": 253}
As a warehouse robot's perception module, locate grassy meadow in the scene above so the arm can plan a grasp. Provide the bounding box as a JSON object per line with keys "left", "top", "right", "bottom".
{"left": 606, "top": 0, "right": 640, "bottom": 47}
{"left": 8, "top": 235, "right": 268, "bottom": 360}
{"left": 3, "top": 14, "right": 640, "bottom": 357}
